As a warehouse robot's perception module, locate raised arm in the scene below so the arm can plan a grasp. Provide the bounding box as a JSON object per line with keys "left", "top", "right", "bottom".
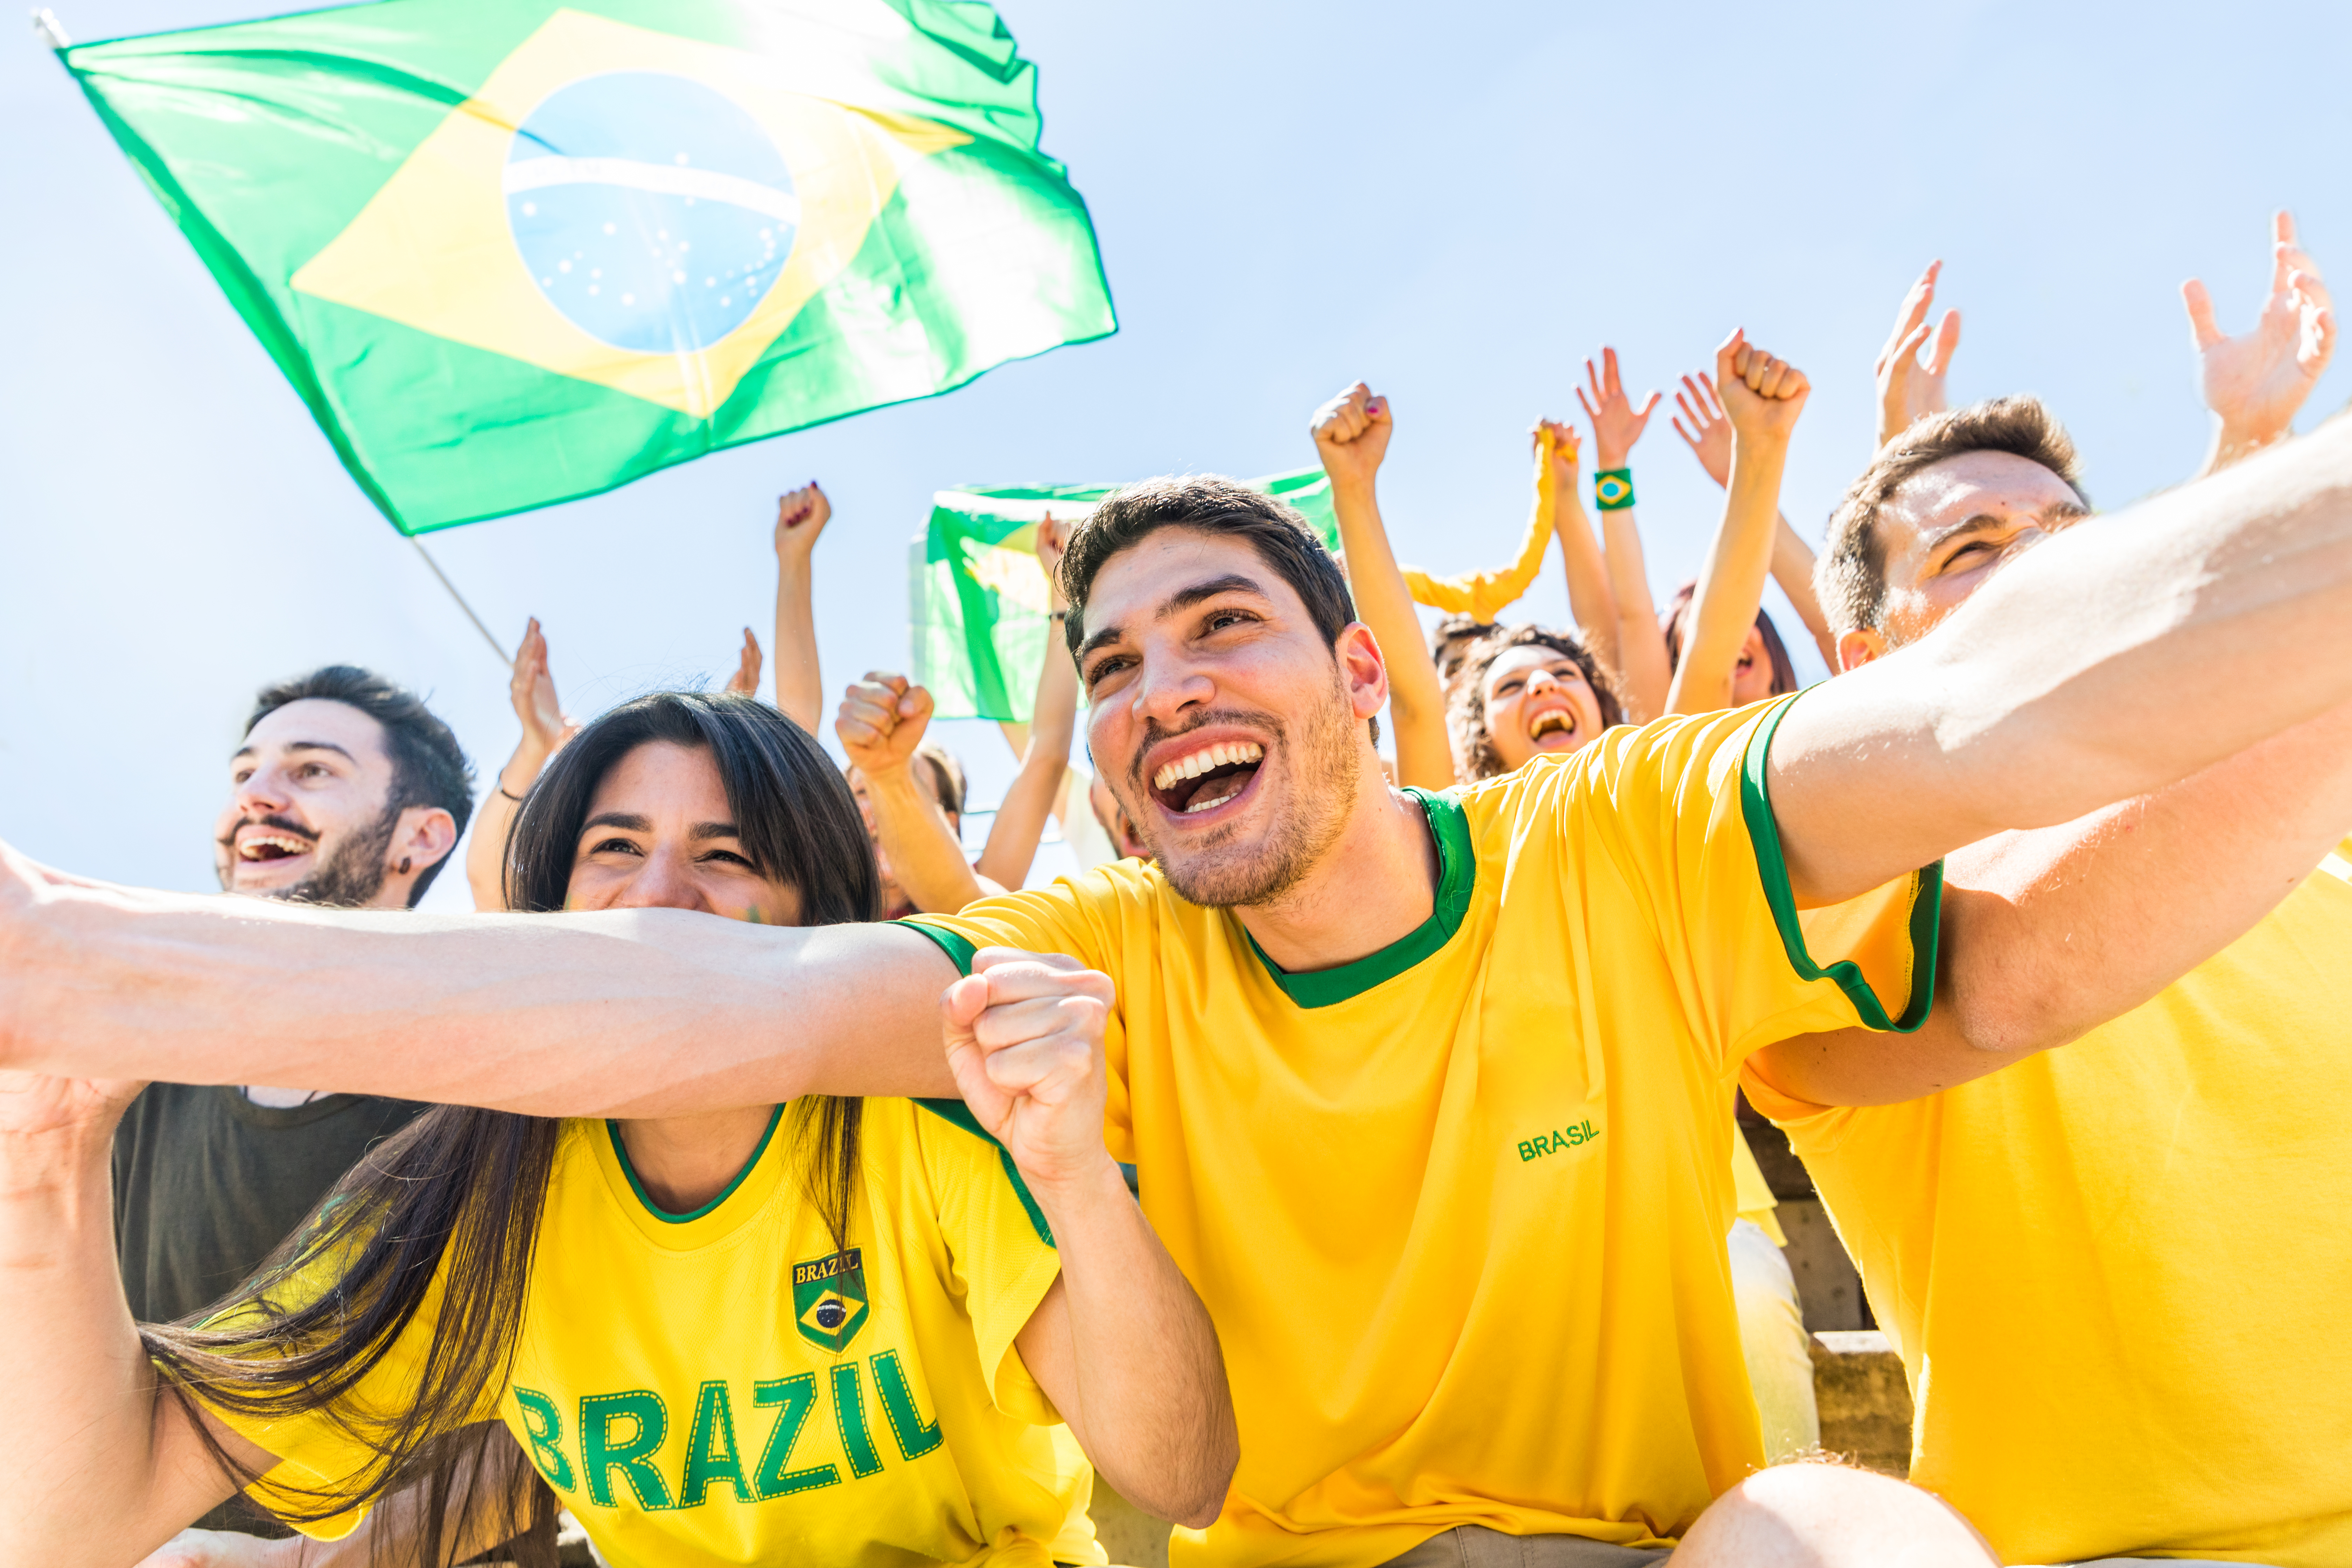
{"left": 1874, "top": 260, "right": 1962, "bottom": 449}
{"left": 0, "top": 846, "right": 964, "bottom": 1113}
{"left": 1674, "top": 371, "right": 1838, "bottom": 667}
{"left": 1770, "top": 412, "right": 2352, "bottom": 906}
{"left": 838, "top": 673, "right": 1001, "bottom": 914}
{"left": 1311, "top": 383, "right": 1454, "bottom": 790}
{"left": 723, "top": 628, "right": 764, "bottom": 698}
{"left": 0, "top": 1074, "right": 273, "bottom": 1564}
{"left": 1756, "top": 694, "right": 2352, "bottom": 1106}
{"left": 2185, "top": 209, "right": 2335, "bottom": 478}
{"left": 464, "top": 616, "right": 575, "bottom": 912}
{"left": 1667, "top": 332, "right": 1808, "bottom": 714}
{"left": 770, "top": 483, "right": 831, "bottom": 735}
{"left": 946, "top": 953, "right": 1237, "bottom": 1527}
{"left": 1575, "top": 349, "right": 1673, "bottom": 721}
{"left": 1534, "top": 418, "right": 1624, "bottom": 678}
{"left": 974, "top": 519, "right": 1078, "bottom": 891}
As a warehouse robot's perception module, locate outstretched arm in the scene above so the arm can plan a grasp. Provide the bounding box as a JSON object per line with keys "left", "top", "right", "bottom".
{"left": 1575, "top": 348, "right": 1673, "bottom": 721}
{"left": 0, "top": 1074, "right": 273, "bottom": 1564}
{"left": 838, "top": 673, "right": 1003, "bottom": 914}
{"left": 1770, "top": 411, "right": 2352, "bottom": 907}
{"left": 975, "top": 520, "right": 1078, "bottom": 892}
{"left": 1874, "top": 260, "right": 1962, "bottom": 449}
{"left": 1756, "top": 695, "right": 2352, "bottom": 1106}
{"left": 2186, "top": 209, "right": 2335, "bottom": 478}
{"left": 464, "top": 617, "right": 576, "bottom": 912}
{"left": 1311, "top": 383, "right": 1455, "bottom": 790}
{"left": 1667, "top": 333, "right": 1808, "bottom": 714}
{"left": 0, "top": 851, "right": 964, "bottom": 1113}
{"left": 770, "top": 483, "right": 832, "bottom": 735}
{"left": 949, "top": 954, "right": 1237, "bottom": 1527}
{"left": 1535, "top": 419, "right": 1625, "bottom": 681}
{"left": 1674, "top": 371, "right": 1837, "bottom": 667}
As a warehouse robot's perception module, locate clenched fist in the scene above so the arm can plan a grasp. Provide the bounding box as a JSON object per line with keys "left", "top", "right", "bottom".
{"left": 1310, "top": 382, "right": 1393, "bottom": 491}
{"left": 941, "top": 949, "right": 1118, "bottom": 1194}
{"left": 1715, "top": 329, "right": 1810, "bottom": 445}
{"left": 835, "top": 672, "right": 934, "bottom": 779}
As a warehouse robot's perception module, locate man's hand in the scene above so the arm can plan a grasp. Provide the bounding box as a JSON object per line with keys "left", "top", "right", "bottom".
{"left": 941, "top": 950, "right": 1117, "bottom": 1194}
{"left": 507, "top": 617, "right": 576, "bottom": 766}
{"left": 1715, "top": 330, "right": 1810, "bottom": 443}
{"left": 2185, "top": 209, "right": 2336, "bottom": 466}
{"left": 835, "top": 672, "right": 933, "bottom": 778}
{"left": 723, "top": 628, "right": 763, "bottom": 697}
{"left": 1875, "top": 261, "right": 1962, "bottom": 448}
{"left": 1670, "top": 370, "right": 1733, "bottom": 488}
{"left": 1531, "top": 418, "right": 1581, "bottom": 502}
{"left": 1574, "top": 347, "right": 1662, "bottom": 472}
{"left": 1310, "top": 382, "right": 1393, "bottom": 491}
{"left": 774, "top": 482, "right": 832, "bottom": 563}
{"left": 1036, "top": 513, "right": 1071, "bottom": 612}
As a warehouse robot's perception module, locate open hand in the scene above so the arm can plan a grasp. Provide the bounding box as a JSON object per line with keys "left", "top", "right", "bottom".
{"left": 2184, "top": 210, "right": 2335, "bottom": 451}
{"left": 1670, "top": 371, "right": 1732, "bottom": 489}
{"left": 1310, "top": 382, "right": 1393, "bottom": 490}
{"left": 1716, "top": 330, "right": 1810, "bottom": 444}
{"left": 508, "top": 617, "right": 576, "bottom": 762}
{"left": 941, "top": 949, "right": 1116, "bottom": 1194}
{"left": 835, "top": 672, "right": 934, "bottom": 778}
{"left": 1875, "top": 261, "right": 1962, "bottom": 447}
{"left": 775, "top": 482, "right": 832, "bottom": 562}
{"left": 1573, "top": 348, "right": 1662, "bottom": 471}
{"left": 724, "top": 628, "right": 763, "bottom": 697}
{"left": 1530, "top": 418, "right": 1581, "bottom": 501}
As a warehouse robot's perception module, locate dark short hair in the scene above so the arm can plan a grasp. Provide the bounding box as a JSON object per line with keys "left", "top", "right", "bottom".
{"left": 248, "top": 665, "right": 474, "bottom": 904}
{"left": 1447, "top": 625, "right": 1625, "bottom": 782}
{"left": 1060, "top": 475, "right": 1358, "bottom": 658}
{"left": 505, "top": 691, "right": 879, "bottom": 925}
{"left": 1819, "top": 396, "right": 2087, "bottom": 635}
{"left": 1659, "top": 581, "right": 1798, "bottom": 698}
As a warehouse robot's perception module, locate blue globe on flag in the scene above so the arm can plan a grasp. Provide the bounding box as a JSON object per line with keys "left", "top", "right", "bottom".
{"left": 504, "top": 71, "right": 798, "bottom": 354}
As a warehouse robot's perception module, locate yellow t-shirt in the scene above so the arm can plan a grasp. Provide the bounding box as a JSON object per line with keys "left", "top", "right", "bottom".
{"left": 204, "top": 1099, "right": 1102, "bottom": 1568}
{"left": 1742, "top": 841, "right": 2352, "bottom": 1568}
{"left": 909, "top": 699, "right": 1937, "bottom": 1567}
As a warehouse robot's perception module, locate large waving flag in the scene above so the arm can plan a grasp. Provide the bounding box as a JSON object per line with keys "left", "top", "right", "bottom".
{"left": 60, "top": 0, "right": 1115, "bottom": 533}
{"left": 912, "top": 472, "right": 1337, "bottom": 721}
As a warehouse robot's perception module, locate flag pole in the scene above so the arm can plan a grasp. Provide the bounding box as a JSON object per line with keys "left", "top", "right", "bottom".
{"left": 408, "top": 537, "right": 511, "bottom": 665}
{"left": 31, "top": 9, "right": 71, "bottom": 48}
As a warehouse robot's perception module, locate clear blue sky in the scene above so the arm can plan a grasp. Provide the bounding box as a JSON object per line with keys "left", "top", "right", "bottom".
{"left": 6, "top": 0, "right": 2349, "bottom": 909}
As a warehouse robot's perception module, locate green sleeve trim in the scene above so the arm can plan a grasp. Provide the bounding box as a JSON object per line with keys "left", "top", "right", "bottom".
{"left": 1740, "top": 694, "right": 1942, "bottom": 1033}
{"left": 899, "top": 918, "right": 978, "bottom": 975}
{"left": 606, "top": 1104, "right": 784, "bottom": 1224}
{"left": 912, "top": 1099, "right": 1056, "bottom": 1249}
{"left": 1246, "top": 788, "right": 1476, "bottom": 1008}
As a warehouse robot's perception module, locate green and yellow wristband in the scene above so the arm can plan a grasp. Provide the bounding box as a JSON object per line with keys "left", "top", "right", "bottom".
{"left": 1595, "top": 469, "right": 1635, "bottom": 511}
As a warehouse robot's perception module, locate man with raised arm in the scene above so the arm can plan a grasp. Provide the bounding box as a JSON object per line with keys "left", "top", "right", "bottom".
{"left": 1733, "top": 235, "right": 2350, "bottom": 1568}
{"left": 12, "top": 374, "right": 2352, "bottom": 1559}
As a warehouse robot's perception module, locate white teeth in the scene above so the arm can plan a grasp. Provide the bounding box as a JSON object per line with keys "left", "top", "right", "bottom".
{"left": 1151, "top": 740, "right": 1266, "bottom": 795}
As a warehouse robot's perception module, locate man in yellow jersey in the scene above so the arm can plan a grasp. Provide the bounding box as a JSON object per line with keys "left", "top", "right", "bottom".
{"left": 11, "top": 386, "right": 2352, "bottom": 1561}
{"left": 1734, "top": 231, "right": 2352, "bottom": 1566}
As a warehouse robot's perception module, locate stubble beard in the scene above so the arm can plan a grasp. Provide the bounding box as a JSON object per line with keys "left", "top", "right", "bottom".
{"left": 1149, "top": 672, "right": 1362, "bottom": 911}
{"left": 260, "top": 802, "right": 401, "bottom": 909}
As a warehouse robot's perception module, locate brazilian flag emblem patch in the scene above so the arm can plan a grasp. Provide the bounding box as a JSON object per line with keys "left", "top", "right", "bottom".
{"left": 793, "top": 1248, "right": 869, "bottom": 1353}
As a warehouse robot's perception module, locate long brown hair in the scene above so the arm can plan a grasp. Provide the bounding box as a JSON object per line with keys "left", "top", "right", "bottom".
{"left": 143, "top": 693, "right": 878, "bottom": 1566}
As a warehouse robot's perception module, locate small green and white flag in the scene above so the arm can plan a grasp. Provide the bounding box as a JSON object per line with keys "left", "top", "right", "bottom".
{"left": 59, "top": 0, "right": 1114, "bottom": 533}
{"left": 912, "top": 470, "right": 1338, "bottom": 721}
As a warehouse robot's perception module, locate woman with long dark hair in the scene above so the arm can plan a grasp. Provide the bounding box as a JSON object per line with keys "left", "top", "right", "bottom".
{"left": 1, "top": 692, "right": 1235, "bottom": 1568}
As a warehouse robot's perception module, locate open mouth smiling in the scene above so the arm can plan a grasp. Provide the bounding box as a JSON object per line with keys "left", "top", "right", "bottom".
{"left": 1148, "top": 739, "right": 1266, "bottom": 819}
{"left": 1526, "top": 705, "right": 1580, "bottom": 748}
{"left": 237, "top": 830, "right": 315, "bottom": 863}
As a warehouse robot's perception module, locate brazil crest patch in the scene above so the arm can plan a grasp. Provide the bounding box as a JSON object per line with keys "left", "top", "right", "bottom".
{"left": 793, "top": 1248, "right": 869, "bottom": 1353}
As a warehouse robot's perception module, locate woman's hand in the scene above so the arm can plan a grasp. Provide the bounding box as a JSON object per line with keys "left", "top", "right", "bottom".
{"left": 1574, "top": 347, "right": 1661, "bottom": 472}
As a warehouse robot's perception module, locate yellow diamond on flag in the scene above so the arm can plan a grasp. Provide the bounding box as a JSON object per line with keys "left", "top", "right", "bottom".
{"left": 291, "top": 8, "right": 968, "bottom": 417}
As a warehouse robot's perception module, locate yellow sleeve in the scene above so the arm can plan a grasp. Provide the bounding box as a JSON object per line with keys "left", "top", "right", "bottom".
{"left": 908, "top": 1100, "right": 1067, "bottom": 1426}
{"left": 1572, "top": 693, "right": 1942, "bottom": 1076}
{"left": 899, "top": 867, "right": 1143, "bottom": 1163}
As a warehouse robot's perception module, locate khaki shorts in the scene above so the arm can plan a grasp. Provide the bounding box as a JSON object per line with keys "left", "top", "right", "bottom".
{"left": 1381, "top": 1525, "right": 1671, "bottom": 1567}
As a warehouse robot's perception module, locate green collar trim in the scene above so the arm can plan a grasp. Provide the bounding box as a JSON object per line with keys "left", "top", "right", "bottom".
{"left": 1740, "top": 693, "right": 1941, "bottom": 1031}
{"left": 1246, "top": 788, "right": 1475, "bottom": 1009}
{"left": 899, "top": 917, "right": 977, "bottom": 976}
{"left": 606, "top": 1103, "right": 785, "bottom": 1224}
{"left": 912, "top": 1098, "right": 1056, "bottom": 1248}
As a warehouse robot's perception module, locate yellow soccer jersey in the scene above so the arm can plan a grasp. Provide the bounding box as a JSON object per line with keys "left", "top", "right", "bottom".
{"left": 204, "top": 1098, "right": 1104, "bottom": 1568}
{"left": 908, "top": 699, "right": 1937, "bottom": 1567}
{"left": 1743, "top": 841, "right": 2352, "bottom": 1568}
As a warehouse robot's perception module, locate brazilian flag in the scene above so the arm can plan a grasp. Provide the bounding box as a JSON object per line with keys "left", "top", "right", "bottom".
{"left": 58, "top": 0, "right": 1115, "bottom": 533}
{"left": 912, "top": 470, "right": 1339, "bottom": 721}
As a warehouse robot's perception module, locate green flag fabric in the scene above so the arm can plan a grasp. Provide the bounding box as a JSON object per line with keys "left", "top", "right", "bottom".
{"left": 61, "top": 0, "right": 1114, "bottom": 534}
{"left": 912, "top": 470, "right": 1337, "bottom": 721}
